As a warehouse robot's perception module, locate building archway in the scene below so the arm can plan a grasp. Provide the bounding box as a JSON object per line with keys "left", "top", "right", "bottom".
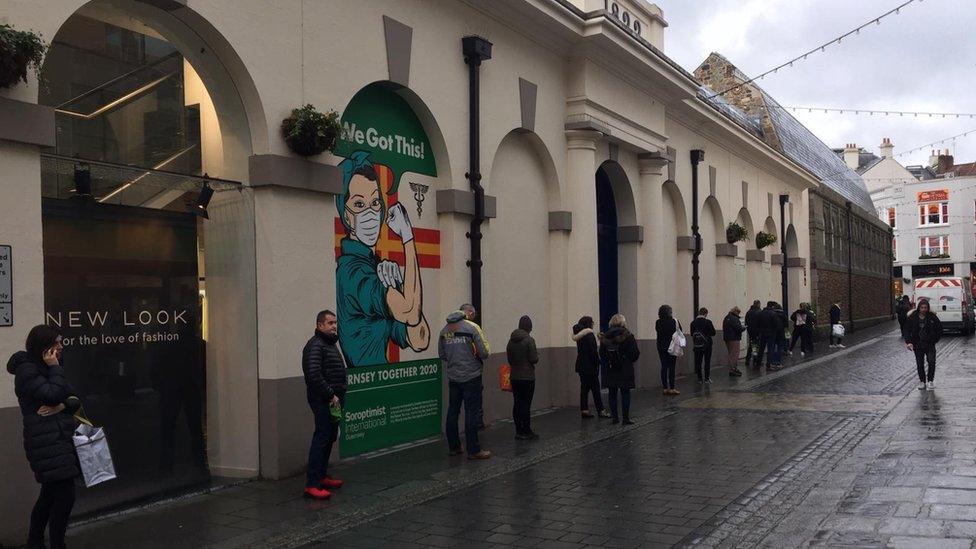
{"left": 662, "top": 180, "right": 690, "bottom": 321}
{"left": 36, "top": 0, "right": 267, "bottom": 514}
{"left": 596, "top": 160, "right": 637, "bottom": 330}
{"left": 700, "top": 196, "right": 724, "bottom": 313}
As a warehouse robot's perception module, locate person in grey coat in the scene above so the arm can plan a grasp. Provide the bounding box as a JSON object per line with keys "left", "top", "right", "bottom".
{"left": 506, "top": 315, "right": 539, "bottom": 439}
{"left": 438, "top": 310, "right": 492, "bottom": 459}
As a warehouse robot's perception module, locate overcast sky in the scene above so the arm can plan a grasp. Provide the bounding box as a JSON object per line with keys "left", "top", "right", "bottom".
{"left": 656, "top": 0, "right": 976, "bottom": 169}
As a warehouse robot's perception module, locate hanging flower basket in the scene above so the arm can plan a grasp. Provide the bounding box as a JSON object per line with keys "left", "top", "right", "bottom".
{"left": 918, "top": 253, "right": 950, "bottom": 260}
{"left": 755, "top": 231, "right": 777, "bottom": 250}
{"left": 0, "top": 24, "right": 46, "bottom": 89}
{"left": 725, "top": 222, "right": 748, "bottom": 244}
{"left": 280, "top": 104, "right": 341, "bottom": 157}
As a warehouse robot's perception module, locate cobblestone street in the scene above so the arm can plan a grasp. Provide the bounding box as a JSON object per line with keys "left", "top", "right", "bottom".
{"left": 63, "top": 323, "right": 976, "bottom": 548}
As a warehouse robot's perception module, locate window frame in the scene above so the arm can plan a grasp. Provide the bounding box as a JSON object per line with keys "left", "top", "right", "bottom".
{"left": 918, "top": 234, "right": 950, "bottom": 257}
{"left": 918, "top": 201, "right": 949, "bottom": 227}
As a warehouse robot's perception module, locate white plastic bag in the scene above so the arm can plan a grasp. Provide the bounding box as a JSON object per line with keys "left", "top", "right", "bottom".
{"left": 832, "top": 323, "right": 845, "bottom": 338}
{"left": 668, "top": 321, "right": 686, "bottom": 357}
{"left": 73, "top": 420, "right": 117, "bottom": 488}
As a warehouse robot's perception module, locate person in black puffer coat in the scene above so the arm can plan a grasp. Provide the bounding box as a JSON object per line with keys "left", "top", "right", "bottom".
{"left": 301, "top": 310, "right": 349, "bottom": 499}
{"left": 600, "top": 314, "right": 640, "bottom": 425}
{"left": 903, "top": 299, "right": 943, "bottom": 390}
{"left": 572, "top": 316, "right": 609, "bottom": 418}
{"left": 506, "top": 315, "right": 540, "bottom": 439}
{"left": 8, "top": 324, "right": 81, "bottom": 549}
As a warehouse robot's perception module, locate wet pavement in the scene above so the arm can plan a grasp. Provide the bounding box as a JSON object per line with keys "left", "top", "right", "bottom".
{"left": 57, "top": 322, "right": 976, "bottom": 548}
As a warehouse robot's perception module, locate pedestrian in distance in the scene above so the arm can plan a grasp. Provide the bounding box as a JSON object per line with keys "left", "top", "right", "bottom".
{"left": 690, "top": 308, "right": 716, "bottom": 383}
{"left": 896, "top": 296, "right": 911, "bottom": 334}
{"left": 301, "top": 310, "right": 348, "bottom": 500}
{"left": 655, "top": 304, "right": 681, "bottom": 395}
{"left": 829, "top": 303, "right": 845, "bottom": 348}
{"left": 439, "top": 309, "right": 492, "bottom": 459}
{"left": 573, "top": 316, "right": 610, "bottom": 419}
{"left": 903, "top": 298, "right": 943, "bottom": 391}
{"left": 744, "top": 300, "right": 762, "bottom": 366}
{"left": 754, "top": 301, "right": 775, "bottom": 368}
{"left": 599, "top": 314, "right": 640, "bottom": 424}
{"left": 773, "top": 303, "right": 789, "bottom": 369}
{"left": 723, "top": 306, "right": 746, "bottom": 377}
{"left": 789, "top": 303, "right": 815, "bottom": 357}
{"left": 8, "top": 324, "right": 82, "bottom": 549}
{"left": 506, "top": 315, "right": 539, "bottom": 439}
{"left": 460, "top": 303, "right": 489, "bottom": 432}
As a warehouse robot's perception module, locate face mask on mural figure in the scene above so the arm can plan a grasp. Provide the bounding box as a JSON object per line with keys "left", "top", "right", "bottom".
{"left": 348, "top": 206, "right": 382, "bottom": 247}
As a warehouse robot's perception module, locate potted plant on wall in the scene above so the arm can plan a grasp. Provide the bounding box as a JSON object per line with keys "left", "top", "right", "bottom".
{"left": 281, "top": 104, "right": 342, "bottom": 157}
{"left": 726, "top": 222, "right": 748, "bottom": 244}
{"left": 0, "top": 24, "right": 46, "bottom": 89}
{"left": 755, "top": 231, "right": 777, "bottom": 250}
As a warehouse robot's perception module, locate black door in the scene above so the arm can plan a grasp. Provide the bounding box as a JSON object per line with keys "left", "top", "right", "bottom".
{"left": 596, "top": 167, "right": 618, "bottom": 332}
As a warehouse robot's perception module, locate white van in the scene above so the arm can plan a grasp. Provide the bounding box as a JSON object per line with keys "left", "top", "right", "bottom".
{"left": 912, "top": 277, "right": 975, "bottom": 334}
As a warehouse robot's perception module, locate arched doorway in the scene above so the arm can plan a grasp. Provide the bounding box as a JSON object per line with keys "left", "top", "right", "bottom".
{"left": 700, "top": 196, "right": 724, "bottom": 314}
{"left": 37, "top": 0, "right": 264, "bottom": 514}
{"left": 596, "top": 166, "right": 618, "bottom": 331}
{"left": 595, "top": 161, "right": 637, "bottom": 331}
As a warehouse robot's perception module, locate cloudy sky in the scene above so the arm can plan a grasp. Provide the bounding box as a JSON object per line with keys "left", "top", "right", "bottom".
{"left": 656, "top": 0, "right": 976, "bottom": 168}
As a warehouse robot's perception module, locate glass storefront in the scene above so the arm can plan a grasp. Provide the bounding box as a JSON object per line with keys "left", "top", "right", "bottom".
{"left": 38, "top": 11, "right": 232, "bottom": 515}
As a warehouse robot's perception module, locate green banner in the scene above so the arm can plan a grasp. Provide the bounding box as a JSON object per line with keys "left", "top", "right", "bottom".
{"left": 340, "top": 358, "right": 442, "bottom": 457}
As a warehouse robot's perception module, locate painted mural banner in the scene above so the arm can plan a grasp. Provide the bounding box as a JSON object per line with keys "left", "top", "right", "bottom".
{"left": 917, "top": 189, "right": 948, "bottom": 202}
{"left": 340, "top": 358, "right": 442, "bottom": 457}
{"left": 333, "top": 82, "right": 439, "bottom": 368}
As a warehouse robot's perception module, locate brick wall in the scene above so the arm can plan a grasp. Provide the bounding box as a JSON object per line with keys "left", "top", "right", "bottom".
{"left": 814, "top": 268, "right": 891, "bottom": 328}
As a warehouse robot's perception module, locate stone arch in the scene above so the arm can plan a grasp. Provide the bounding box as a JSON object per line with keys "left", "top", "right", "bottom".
{"left": 699, "top": 196, "right": 724, "bottom": 312}
{"left": 785, "top": 224, "right": 800, "bottom": 256}
{"left": 596, "top": 160, "right": 638, "bottom": 330}
{"left": 661, "top": 179, "right": 690, "bottom": 319}
{"left": 598, "top": 160, "right": 638, "bottom": 226}
{"left": 484, "top": 129, "right": 558, "bottom": 208}
{"left": 736, "top": 208, "right": 756, "bottom": 250}
{"left": 764, "top": 216, "right": 778, "bottom": 240}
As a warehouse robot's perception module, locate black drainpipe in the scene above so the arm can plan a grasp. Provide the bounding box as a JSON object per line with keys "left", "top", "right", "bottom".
{"left": 889, "top": 226, "right": 895, "bottom": 319}
{"left": 690, "top": 150, "right": 705, "bottom": 319}
{"left": 846, "top": 201, "right": 854, "bottom": 333}
{"left": 462, "top": 36, "right": 492, "bottom": 324}
{"left": 779, "top": 194, "right": 789, "bottom": 314}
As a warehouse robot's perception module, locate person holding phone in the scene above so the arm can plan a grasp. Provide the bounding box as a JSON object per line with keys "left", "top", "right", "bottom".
{"left": 7, "top": 324, "right": 82, "bottom": 549}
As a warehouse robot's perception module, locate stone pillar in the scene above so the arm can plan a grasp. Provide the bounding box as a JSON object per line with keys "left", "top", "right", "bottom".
{"left": 638, "top": 153, "right": 669, "bottom": 331}
{"left": 563, "top": 130, "right": 602, "bottom": 331}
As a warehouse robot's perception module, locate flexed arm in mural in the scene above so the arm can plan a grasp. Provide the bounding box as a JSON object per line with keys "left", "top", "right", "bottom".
{"left": 384, "top": 202, "right": 429, "bottom": 351}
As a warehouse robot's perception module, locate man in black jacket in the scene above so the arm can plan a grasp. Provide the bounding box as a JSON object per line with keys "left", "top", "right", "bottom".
{"left": 302, "top": 310, "right": 348, "bottom": 499}
{"left": 904, "top": 299, "right": 943, "bottom": 391}
{"left": 744, "top": 300, "right": 762, "bottom": 366}
{"left": 690, "top": 308, "right": 716, "bottom": 383}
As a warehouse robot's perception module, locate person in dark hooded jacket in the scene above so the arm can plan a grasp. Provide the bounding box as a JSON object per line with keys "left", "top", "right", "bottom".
{"left": 572, "top": 316, "right": 608, "bottom": 418}
{"left": 903, "top": 299, "right": 943, "bottom": 390}
{"left": 506, "top": 315, "right": 539, "bottom": 439}
{"left": 600, "top": 314, "right": 640, "bottom": 424}
{"left": 8, "top": 324, "right": 82, "bottom": 549}
{"left": 744, "top": 300, "right": 762, "bottom": 365}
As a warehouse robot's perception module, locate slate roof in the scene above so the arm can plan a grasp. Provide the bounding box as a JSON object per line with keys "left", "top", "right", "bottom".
{"left": 906, "top": 165, "right": 937, "bottom": 180}
{"left": 698, "top": 85, "right": 764, "bottom": 139}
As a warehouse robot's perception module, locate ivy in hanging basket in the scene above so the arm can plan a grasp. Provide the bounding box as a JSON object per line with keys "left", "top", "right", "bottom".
{"left": 0, "top": 24, "right": 46, "bottom": 89}
{"left": 755, "top": 231, "right": 777, "bottom": 250}
{"left": 281, "top": 104, "right": 342, "bottom": 157}
{"left": 725, "top": 222, "right": 748, "bottom": 244}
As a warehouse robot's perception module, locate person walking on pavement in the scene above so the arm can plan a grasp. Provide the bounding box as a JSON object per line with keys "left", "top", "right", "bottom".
{"left": 690, "top": 308, "right": 716, "bottom": 383}
{"left": 506, "top": 315, "right": 539, "bottom": 439}
{"left": 789, "top": 303, "right": 815, "bottom": 357}
{"left": 460, "top": 303, "right": 489, "bottom": 431}
{"left": 9, "top": 325, "right": 82, "bottom": 549}
{"left": 573, "top": 316, "right": 610, "bottom": 419}
{"left": 723, "top": 306, "right": 746, "bottom": 377}
{"left": 301, "top": 310, "right": 348, "bottom": 500}
{"left": 772, "top": 303, "right": 789, "bottom": 369}
{"left": 600, "top": 314, "right": 640, "bottom": 424}
{"left": 744, "top": 300, "right": 762, "bottom": 366}
{"left": 753, "top": 301, "right": 774, "bottom": 368}
{"left": 903, "top": 299, "right": 943, "bottom": 391}
{"left": 655, "top": 305, "right": 681, "bottom": 395}
{"left": 439, "top": 309, "right": 492, "bottom": 459}
{"left": 829, "top": 303, "right": 845, "bottom": 348}
{"left": 896, "top": 296, "right": 911, "bottom": 334}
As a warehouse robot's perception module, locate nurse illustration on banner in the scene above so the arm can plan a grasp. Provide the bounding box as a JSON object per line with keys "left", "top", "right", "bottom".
{"left": 336, "top": 151, "right": 429, "bottom": 367}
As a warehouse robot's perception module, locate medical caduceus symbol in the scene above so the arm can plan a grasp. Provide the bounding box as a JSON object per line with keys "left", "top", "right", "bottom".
{"left": 409, "top": 182, "right": 429, "bottom": 218}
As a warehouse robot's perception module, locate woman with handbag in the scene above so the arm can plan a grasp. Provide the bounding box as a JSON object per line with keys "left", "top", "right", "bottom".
{"left": 572, "top": 316, "right": 610, "bottom": 418}
{"left": 7, "top": 325, "right": 82, "bottom": 549}
{"left": 829, "top": 303, "right": 845, "bottom": 348}
{"left": 655, "top": 304, "right": 682, "bottom": 396}
{"left": 599, "top": 314, "right": 640, "bottom": 424}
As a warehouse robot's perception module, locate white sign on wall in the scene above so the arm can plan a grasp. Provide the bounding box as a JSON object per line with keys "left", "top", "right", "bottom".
{"left": 0, "top": 245, "right": 11, "bottom": 326}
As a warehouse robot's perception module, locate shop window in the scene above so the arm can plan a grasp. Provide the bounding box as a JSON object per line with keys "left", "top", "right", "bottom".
{"left": 919, "top": 235, "right": 949, "bottom": 257}
{"left": 887, "top": 206, "right": 896, "bottom": 228}
{"left": 918, "top": 201, "right": 948, "bottom": 226}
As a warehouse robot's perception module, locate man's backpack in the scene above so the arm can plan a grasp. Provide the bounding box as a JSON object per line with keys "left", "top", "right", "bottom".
{"left": 692, "top": 330, "right": 708, "bottom": 349}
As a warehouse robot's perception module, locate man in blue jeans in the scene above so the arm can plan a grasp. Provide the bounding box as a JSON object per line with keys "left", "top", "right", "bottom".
{"left": 438, "top": 310, "right": 492, "bottom": 459}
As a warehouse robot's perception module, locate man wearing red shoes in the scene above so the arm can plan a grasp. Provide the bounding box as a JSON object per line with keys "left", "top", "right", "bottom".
{"left": 301, "top": 310, "right": 349, "bottom": 499}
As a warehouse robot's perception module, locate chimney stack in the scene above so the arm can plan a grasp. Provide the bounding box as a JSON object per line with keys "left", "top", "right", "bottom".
{"left": 936, "top": 148, "right": 954, "bottom": 175}
{"left": 843, "top": 143, "right": 860, "bottom": 171}
{"left": 879, "top": 137, "right": 894, "bottom": 159}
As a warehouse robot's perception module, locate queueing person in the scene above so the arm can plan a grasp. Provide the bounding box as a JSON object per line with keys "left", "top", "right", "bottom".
{"left": 744, "top": 300, "right": 762, "bottom": 366}
{"left": 460, "top": 303, "right": 490, "bottom": 431}
{"left": 789, "top": 303, "right": 815, "bottom": 357}
{"left": 753, "top": 301, "right": 775, "bottom": 368}
{"left": 655, "top": 305, "right": 681, "bottom": 395}
{"left": 903, "top": 299, "right": 943, "bottom": 391}
{"left": 506, "top": 315, "right": 539, "bottom": 439}
{"left": 723, "top": 306, "right": 746, "bottom": 377}
{"left": 573, "top": 316, "right": 610, "bottom": 418}
{"left": 439, "top": 309, "right": 492, "bottom": 459}
{"left": 9, "top": 325, "right": 82, "bottom": 549}
{"left": 896, "top": 296, "right": 911, "bottom": 334}
{"left": 690, "top": 308, "right": 716, "bottom": 383}
{"left": 600, "top": 314, "right": 641, "bottom": 424}
{"left": 301, "top": 310, "right": 348, "bottom": 500}
{"left": 829, "top": 303, "right": 845, "bottom": 348}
